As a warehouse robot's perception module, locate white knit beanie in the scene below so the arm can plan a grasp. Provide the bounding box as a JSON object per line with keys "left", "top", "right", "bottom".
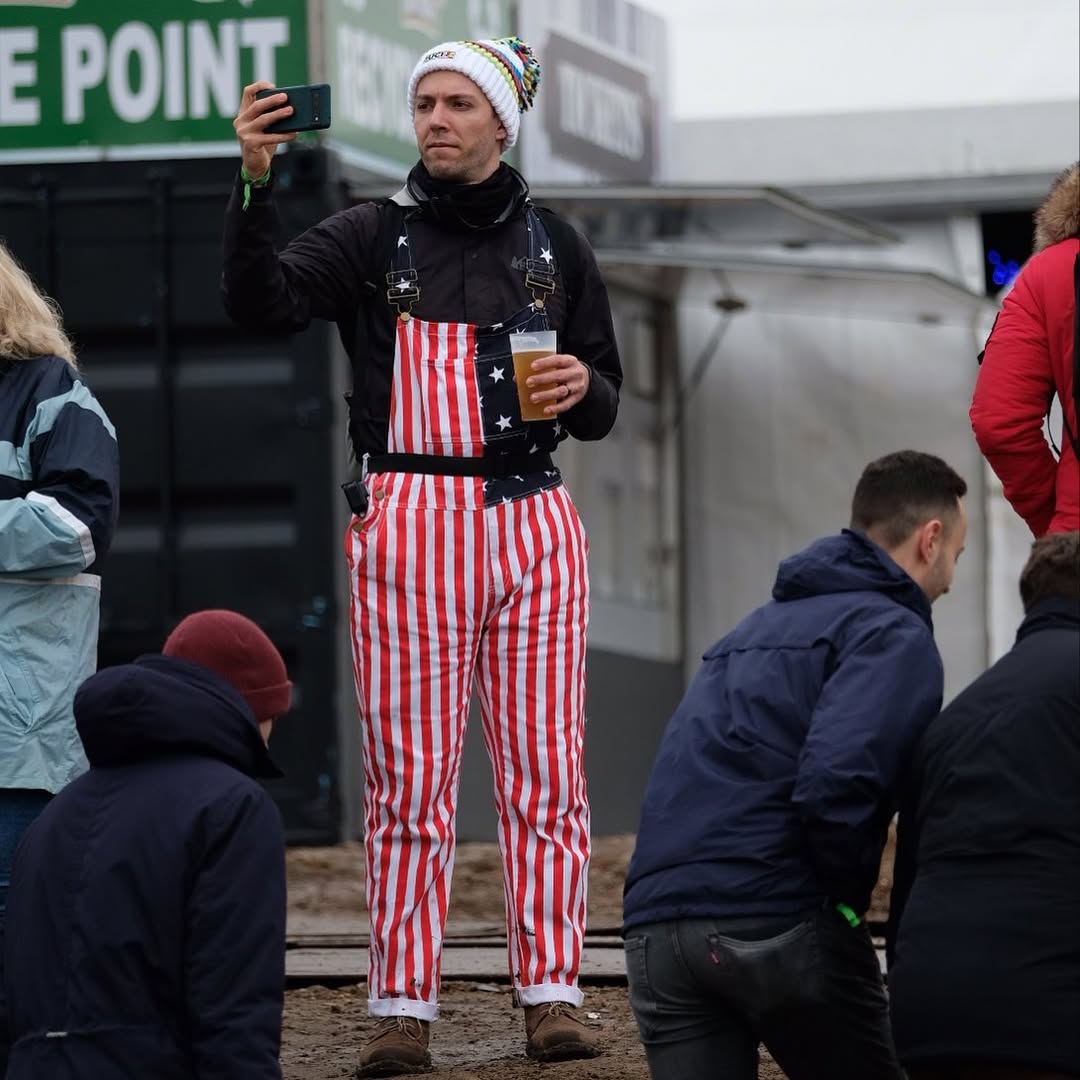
{"left": 407, "top": 37, "right": 541, "bottom": 150}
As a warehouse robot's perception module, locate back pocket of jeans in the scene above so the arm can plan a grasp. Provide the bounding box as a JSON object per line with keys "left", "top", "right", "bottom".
{"left": 706, "top": 919, "right": 819, "bottom": 1012}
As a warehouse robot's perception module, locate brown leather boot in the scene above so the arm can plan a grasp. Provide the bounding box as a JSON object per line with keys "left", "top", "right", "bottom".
{"left": 523, "top": 1002, "right": 602, "bottom": 1062}
{"left": 354, "top": 1016, "right": 432, "bottom": 1077}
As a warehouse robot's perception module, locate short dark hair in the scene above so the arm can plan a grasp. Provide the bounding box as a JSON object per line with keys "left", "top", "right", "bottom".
{"left": 850, "top": 451, "right": 968, "bottom": 549}
{"left": 1019, "top": 531, "right": 1080, "bottom": 610}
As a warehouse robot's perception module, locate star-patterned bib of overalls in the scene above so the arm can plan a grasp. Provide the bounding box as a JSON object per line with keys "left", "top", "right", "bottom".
{"left": 345, "top": 204, "right": 592, "bottom": 1022}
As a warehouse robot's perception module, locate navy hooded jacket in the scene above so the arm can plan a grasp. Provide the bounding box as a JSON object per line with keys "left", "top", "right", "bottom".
{"left": 623, "top": 529, "right": 943, "bottom": 931}
{"left": 3, "top": 654, "right": 286, "bottom": 1079}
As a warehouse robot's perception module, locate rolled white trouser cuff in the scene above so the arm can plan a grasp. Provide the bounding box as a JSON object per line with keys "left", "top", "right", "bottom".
{"left": 368, "top": 997, "right": 440, "bottom": 1022}
{"left": 515, "top": 982, "right": 585, "bottom": 1008}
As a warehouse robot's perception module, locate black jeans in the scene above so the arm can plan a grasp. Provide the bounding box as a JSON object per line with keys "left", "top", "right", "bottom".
{"left": 625, "top": 907, "right": 903, "bottom": 1080}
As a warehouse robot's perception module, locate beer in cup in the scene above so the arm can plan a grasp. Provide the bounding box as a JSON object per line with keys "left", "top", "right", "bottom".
{"left": 510, "top": 330, "right": 557, "bottom": 422}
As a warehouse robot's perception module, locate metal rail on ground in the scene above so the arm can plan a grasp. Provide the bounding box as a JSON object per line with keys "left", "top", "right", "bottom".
{"left": 285, "top": 925, "right": 888, "bottom": 989}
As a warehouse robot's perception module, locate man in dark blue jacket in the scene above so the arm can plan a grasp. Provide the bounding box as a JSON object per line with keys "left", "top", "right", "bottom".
{"left": 623, "top": 450, "right": 968, "bottom": 1080}
{"left": 888, "top": 531, "right": 1080, "bottom": 1080}
{"left": 3, "top": 609, "right": 292, "bottom": 1079}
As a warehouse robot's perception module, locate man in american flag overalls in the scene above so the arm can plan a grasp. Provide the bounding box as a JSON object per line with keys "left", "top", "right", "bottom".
{"left": 224, "top": 35, "right": 623, "bottom": 1075}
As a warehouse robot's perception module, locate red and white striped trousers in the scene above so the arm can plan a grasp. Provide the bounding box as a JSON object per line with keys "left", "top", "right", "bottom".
{"left": 345, "top": 470, "right": 591, "bottom": 1021}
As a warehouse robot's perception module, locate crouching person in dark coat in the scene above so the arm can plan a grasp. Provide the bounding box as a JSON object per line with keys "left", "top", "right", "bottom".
{"left": 2, "top": 609, "right": 293, "bottom": 1079}
{"left": 888, "top": 531, "right": 1080, "bottom": 1080}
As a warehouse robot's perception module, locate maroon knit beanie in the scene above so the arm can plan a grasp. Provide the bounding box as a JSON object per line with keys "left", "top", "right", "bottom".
{"left": 162, "top": 609, "right": 292, "bottom": 723}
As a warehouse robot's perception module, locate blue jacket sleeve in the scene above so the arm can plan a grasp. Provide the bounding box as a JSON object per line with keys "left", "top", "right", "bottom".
{"left": 0, "top": 378, "right": 118, "bottom": 576}
{"left": 791, "top": 614, "right": 943, "bottom": 913}
{"left": 186, "top": 785, "right": 286, "bottom": 1080}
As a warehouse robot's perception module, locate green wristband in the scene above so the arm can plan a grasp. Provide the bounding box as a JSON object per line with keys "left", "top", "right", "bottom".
{"left": 239, "top": 164, "right": 272, "bottom": 211}
{"left": 835, "top": 901, "right": 862, "bottom": 928}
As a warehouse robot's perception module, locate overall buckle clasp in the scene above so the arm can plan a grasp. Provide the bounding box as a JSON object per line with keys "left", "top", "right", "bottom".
{"left": 524, "top": 259, "right": 556, "bottom": 309}
{"left": 386, "top": 269, "right": 420, "bottom": 320}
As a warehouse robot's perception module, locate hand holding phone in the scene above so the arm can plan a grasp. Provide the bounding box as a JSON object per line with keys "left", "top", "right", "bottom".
{"left": 234, "top": 82, "right": 332, "bottom": 179}
{"left": 234, "top": 82, "right": 296, "bottom": 178}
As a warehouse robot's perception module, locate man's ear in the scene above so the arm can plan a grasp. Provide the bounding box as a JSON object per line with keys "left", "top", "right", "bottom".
{"left": 917, "top": 518, "right": 943, "bottom": 563}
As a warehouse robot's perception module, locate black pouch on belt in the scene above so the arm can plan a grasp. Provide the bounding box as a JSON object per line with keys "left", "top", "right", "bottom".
{"left": 341, "top": 479, "right": 369, "bottom": 516}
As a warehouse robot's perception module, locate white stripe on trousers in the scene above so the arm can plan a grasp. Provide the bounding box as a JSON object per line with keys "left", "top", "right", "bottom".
{"left": 345, "top": 472, "right": 591, "bottom": 1021}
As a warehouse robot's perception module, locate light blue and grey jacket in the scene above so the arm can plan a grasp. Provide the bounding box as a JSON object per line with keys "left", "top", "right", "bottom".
{"left": 1, "top": 354, "right": 119, "bottom": 793}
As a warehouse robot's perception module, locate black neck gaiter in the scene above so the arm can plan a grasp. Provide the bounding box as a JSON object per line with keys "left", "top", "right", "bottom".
{"left": 405, "top": 161, "right": 530, "bottom": 231}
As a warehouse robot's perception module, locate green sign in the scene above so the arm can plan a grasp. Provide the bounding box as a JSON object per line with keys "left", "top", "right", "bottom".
{"left": 325, "top": 0, "right": 514, "bottom": 175}
{"left": 0, "top": 0, "right": 309, "bottom": 159}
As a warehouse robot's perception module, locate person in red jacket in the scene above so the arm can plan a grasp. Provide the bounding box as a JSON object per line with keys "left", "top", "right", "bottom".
{"left": 971, "top": 161, "right": 1079, "bottom": 536}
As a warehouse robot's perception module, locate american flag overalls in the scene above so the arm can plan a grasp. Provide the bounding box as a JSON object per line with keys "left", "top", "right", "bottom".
{"left": 345, "top": 206, "right": 591, "bottom": 1021}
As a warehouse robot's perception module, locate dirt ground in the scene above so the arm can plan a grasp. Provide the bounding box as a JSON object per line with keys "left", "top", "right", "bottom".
{"left": 282, "top": 983, "right": 789, "bottom": 1079}
{"left": 283, "top": 831, "right": 896, "bottom": 1078}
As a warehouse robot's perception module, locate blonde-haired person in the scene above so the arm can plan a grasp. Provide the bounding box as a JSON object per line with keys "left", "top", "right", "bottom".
{"left": 0, "top": 244, "right": 77, "bottom": 366}
{"left": 0, "top": 241, "right": 119, "bottom": 1072}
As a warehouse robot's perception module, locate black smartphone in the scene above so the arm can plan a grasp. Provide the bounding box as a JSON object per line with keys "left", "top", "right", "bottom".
{"left": 254, "top": 83, "right": 331, "bottom": 134}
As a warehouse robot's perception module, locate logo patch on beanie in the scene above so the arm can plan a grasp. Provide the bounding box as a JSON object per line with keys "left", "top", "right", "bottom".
{"left": 423, "top": 49, "right": 455, "bottom": 62}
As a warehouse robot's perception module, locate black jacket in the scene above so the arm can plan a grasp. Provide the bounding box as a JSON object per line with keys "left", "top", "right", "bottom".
{"left": 221, "top": 165, "right": 622, "bottom": 456}
{"left": 888, "top": 596, "right": 1080, "bottom": 1072}
{"left": 3, "top": 655, "right": 286, "bottom": 1079}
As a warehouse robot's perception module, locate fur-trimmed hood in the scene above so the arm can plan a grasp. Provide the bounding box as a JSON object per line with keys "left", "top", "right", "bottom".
{"left": 1034, "top": 162, "right": 1079, "bottom": 253}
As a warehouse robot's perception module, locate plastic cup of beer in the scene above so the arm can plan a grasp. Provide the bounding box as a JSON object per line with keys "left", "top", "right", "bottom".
{"left": 510, "top": 330, "right": 557, "bottom": 422}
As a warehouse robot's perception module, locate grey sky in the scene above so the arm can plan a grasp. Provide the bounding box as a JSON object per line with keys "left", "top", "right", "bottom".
{"left": 631, "top": 0, "right": 1080, "bottom": 120}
